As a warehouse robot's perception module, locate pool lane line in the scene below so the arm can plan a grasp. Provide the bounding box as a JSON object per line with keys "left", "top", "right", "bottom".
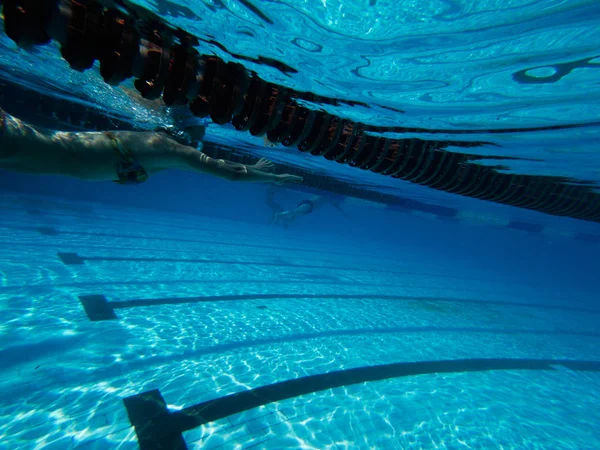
{"left": 6, "top": 327, "right": 597, "bottom": 394}
{"left": 33, "top": 225, "right": 369, "bottom": 259}
{"left": 62, "top": 327, "right": 600, "bottom": 388}
{"left": 60, "top": 252, "right": 351, "bottom": 269}
{"left": 0, "top": 238, "right": 541, "bottom": 289}
{"left": 0, "top": 242, "right": 568, "bottom": 294}
{"left": 17, "top": 204, "right": 292, "bottom": 242}
{"left": 42, "top": 227, "right": 352, "bottom": 257}
{"left": 123, "top": 358, "right": 600, "bottom": 450}
{"left": 1, "top": 221, "right": 397, "bottom": 261}
{"left": 78, "top": 293, "right": 600, "bottom": 322}
{"left": 0, "top": 237, "right": 384, "bottom": 273}
{"left": 7, "top": 221, "right": 600, "bottom": 272}
{"left": 0, "top": 279, "right": 523, "bottom": 300}
{"left": 7, "top": 200, "right": 600, "bottom": 245}
{"left": 57, "top": 252, "right": 512, "bottom": 286}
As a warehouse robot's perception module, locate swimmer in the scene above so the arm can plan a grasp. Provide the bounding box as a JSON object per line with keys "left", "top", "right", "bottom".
{"left": 266, "top": 185, "right": 347, "bottom": 228}
{"left": 0, "top": 107, "right": 303, "bottom": 186}
{"left": 261, "top": 136, "right": 346, "bottom": 226}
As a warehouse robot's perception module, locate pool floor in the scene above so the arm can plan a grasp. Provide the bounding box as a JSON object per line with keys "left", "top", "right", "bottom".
{"left": 0, "top": 192, "right": 598, "bottom": 449}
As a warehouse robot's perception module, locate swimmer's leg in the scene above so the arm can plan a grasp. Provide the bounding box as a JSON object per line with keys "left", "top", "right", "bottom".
{"left": 266, "top": 184, "right": 285, "bottom": 214}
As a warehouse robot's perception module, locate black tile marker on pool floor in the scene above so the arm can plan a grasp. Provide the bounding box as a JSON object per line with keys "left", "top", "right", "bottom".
{"left": 123, "top": 358, "right": 600, "bottom": 450}
{"left": 79, "top": 295, "right": 118, "bottom": 321}
{"left": 59, "top": 252, "right": 86, "bottom": 265}
{"left": 78, "top": 293, "right": 600, "bottom": 322}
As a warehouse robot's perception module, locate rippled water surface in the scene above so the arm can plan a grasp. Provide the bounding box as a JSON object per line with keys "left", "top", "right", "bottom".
{"left": 1, "top": 0, "right": 599, "bottom": 185}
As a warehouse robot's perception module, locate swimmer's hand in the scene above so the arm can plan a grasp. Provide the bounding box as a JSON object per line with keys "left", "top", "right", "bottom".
{"left": 274, "top": 174, "right": 303, "bottom": 186}
{"left": 253, "top": 157, "right": 275, "bottom": 173}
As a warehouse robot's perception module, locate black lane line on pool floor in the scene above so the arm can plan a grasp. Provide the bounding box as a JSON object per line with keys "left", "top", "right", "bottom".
{"left": 24, "top": 217, "right": 399, "bottom": 261}
{"left": 2, "top": 220, "right": 381, "bottom": 262}
{"left": 19, "top": 204, "right": 294, "bottom": 243}
{"left": 56, "top": 252, "right": 508, "bottom": 285}
{"left": 37, "top": 226, "right": 369, "bottom": 259}
{"left": 8, "top": 204, "right": 600, "bottom": 245}
{"left": 123, "top": 358, "right": 600, "bottom": 450}
{"left": 2, "top": 224, "right": 551, "bottom": 287}
{"left": 5, "top": 227, "right": 434, "bottom": 282}
{"left": 59, "top": 252, "right": 345, "bottom": 270}
{"left": 78, "top": 293, "right": 600, "bottom": 321}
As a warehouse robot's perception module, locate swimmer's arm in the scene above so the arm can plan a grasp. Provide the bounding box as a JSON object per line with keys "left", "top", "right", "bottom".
{"left": 181, "top": 148, "right": 302, "bottom": 185}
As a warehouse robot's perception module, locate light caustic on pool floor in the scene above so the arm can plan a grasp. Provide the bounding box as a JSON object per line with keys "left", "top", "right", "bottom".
{"left": 0, "top": 195, "right": 599, "bottom": 449}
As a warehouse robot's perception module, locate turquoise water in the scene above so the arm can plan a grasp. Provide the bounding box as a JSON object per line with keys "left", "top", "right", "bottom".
{"left": 1, "top": 192, "right": 599, "bottom": 449}
{"left": 0, "top": 193, "right": 600, "bottom": 449}
{"left": 1, "top": 0, "right": 600, "bottom": 449}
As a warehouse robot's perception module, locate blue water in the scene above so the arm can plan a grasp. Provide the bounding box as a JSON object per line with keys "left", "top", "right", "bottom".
{"left": 1, "top": 0, "right": 600, "bottom": 449}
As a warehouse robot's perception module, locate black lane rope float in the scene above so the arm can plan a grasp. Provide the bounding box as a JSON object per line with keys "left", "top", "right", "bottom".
{"left": 2, "top": 0, "right": 599, "bottom": 222}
